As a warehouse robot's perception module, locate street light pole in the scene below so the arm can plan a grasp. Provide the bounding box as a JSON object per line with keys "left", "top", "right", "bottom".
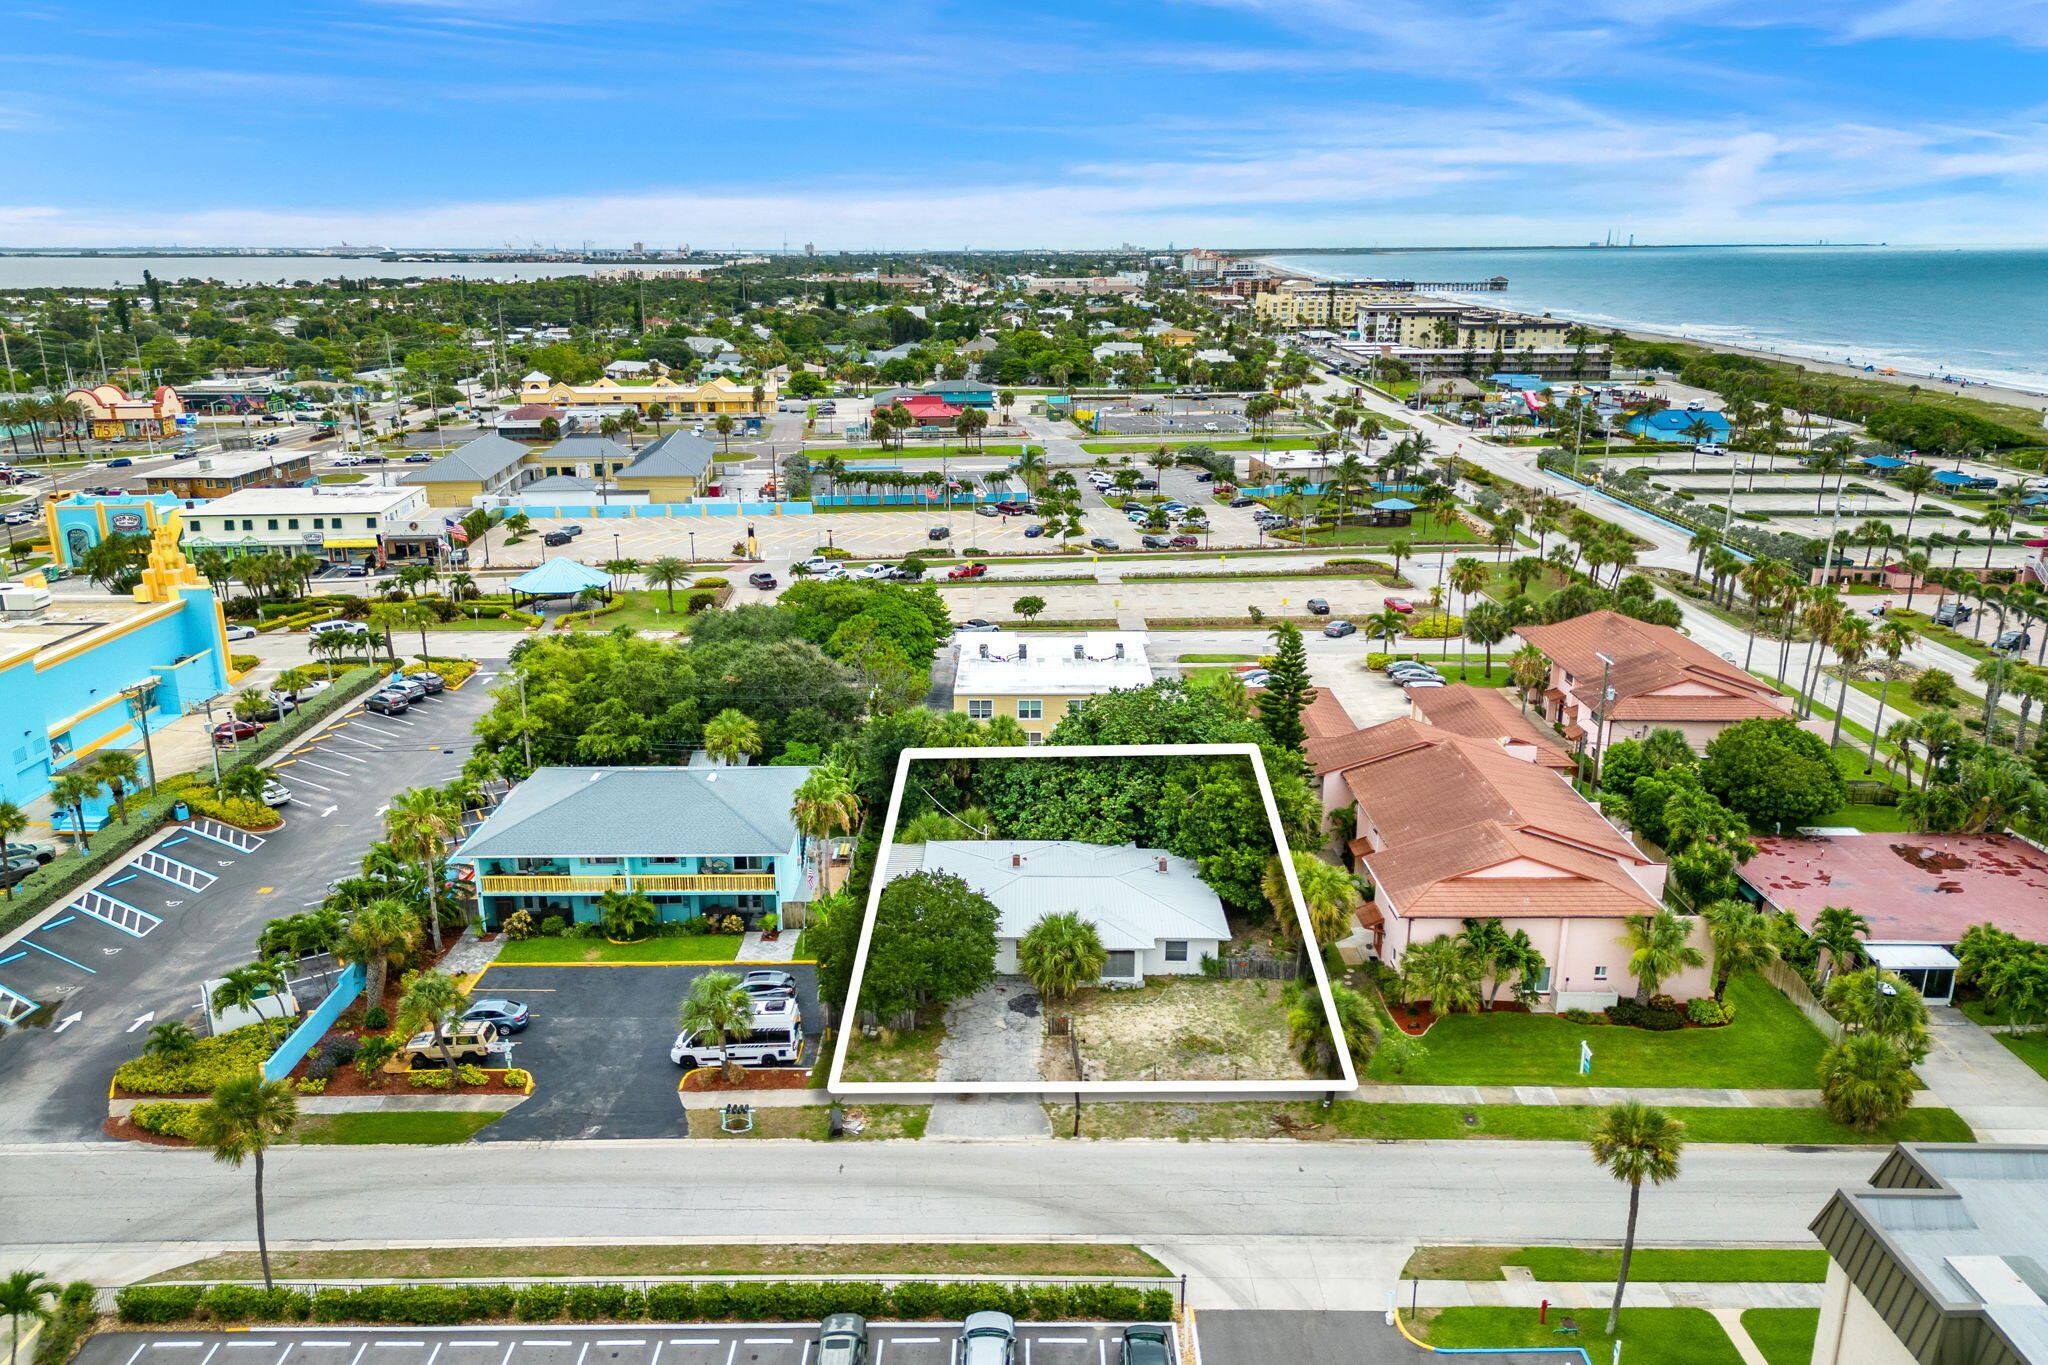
{"left": 1588, "top": 651, "right": 1616, "bottom": 795}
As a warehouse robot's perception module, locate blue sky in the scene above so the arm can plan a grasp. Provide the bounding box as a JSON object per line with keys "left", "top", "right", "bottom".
{"left": 4, "top": 0, "right": 2048, "bottom": 247}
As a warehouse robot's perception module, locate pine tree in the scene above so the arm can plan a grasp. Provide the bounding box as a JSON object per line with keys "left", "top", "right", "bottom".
{"left": 1257, "top": 620, "right": 1314, "bottom": 762}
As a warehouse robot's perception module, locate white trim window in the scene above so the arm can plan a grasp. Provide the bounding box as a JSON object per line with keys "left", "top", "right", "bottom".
{"left": 966, "top": 699, "right": 993, "bottom": 719}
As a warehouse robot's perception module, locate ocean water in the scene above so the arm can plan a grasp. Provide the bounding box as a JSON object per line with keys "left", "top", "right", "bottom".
{"left": 0, "top": 256, "right": 623, "bottom": 288}
{"left": 1264, "top": 245, "right": 2048, "bottom": 396}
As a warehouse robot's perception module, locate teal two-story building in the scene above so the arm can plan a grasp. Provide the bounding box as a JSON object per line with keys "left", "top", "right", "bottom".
{"left": 451, "top": 765, "right": 815, "bottom": 931}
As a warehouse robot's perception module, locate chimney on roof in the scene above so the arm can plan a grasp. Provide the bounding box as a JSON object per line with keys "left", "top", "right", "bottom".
{"left": 978, "top": 642, "right": 989, "bottom": 658}
{"left": 1114, "top": 641, "right": 1126, "bottom": 658}
{"left": 1073, "top": 644, "right": 1084, "bottom": 659}
{"left": 1018, "top": 641, "right": 1028, "bottom": 659}
{"left": 1011, "top": 851, "right": 1022, "bottom": 868}
{"left": 1155, "top": 855, "right": 1168, "bottom": 873}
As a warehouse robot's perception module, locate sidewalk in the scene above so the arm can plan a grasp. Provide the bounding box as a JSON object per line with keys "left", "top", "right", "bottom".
{"left": 1411, "top": 1279, "right": 1822, "bottom": 1310}
{"left": 1356, "top": 1084, "right": 1827, "bottom": 1109}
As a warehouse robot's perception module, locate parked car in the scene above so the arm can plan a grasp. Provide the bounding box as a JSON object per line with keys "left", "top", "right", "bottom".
{"left": 975, "top": 503, "right": 999, "bottom": 517}
{"left": 958, "top": 1311, "right": 1017, "bottom": 1365}
{"left": 1169, "top": 534, "right": 1199, "bottom": 548}
{"left": 245, "top": 694, "right": 297, "bottom": 721}
{"left": 1323, "top": 619, "right": 1358, "bottom": 638}
{"left": 1996, "top": 630, "right": 2033, "bottom": 652}
{"left": 312, "top": 619, "right": 369, "bottom": 637}
{"left": 364, "top": 692, "right": 409, "bottom": 715}
{"left": 410, "top": 669, "right": 446, "bottom": 694}
{"left": 1120, "top": 500, "right": 1146, "bottom": 513}
{"left": 0, "top": 854, "right": 39, "bottom": 889}
{"left": 741, "top": 970, "right": 798, "bottom": 1000}
{"left": 107, "top": 457, "right": 134, "bottom": 468}
{"left": 542, "top": 531, "right": 572, "bottom": 546}
{"left": 1399, "top": 677, "right": 1447, "bottom": 689}
{"left": 816, "top": 1314, "right": 869, "bottom": 1365}
{"left": 462, "top": 999, "right": 533, "bottom": 1032}
{"left": 1088, "top": 537, "right": 1120, "bottom": 552}
{"left": 1023, "top": 524, "right": 1045, "bottom": 538}
{"left": 927, "top": 526, "right": 952, "bottom": 541}
{"left": 852, "top": 563, "right": 897, "bottom": 580}
{"left": 224, "top": 623, "right": 258, "bottom": 641}
{"left": 947, "top": 562, "right": 988, "bottom": 579}
{"left": 1194, "top": 470, "right": 1215, "bottom": 482}
{"left": 1237, "top": 669, "right": 1272, "bottom": 686}
{"left": 1382, "top": 596, "right": 1416, "bottom": 614}
{"left": 797, "top": 556, "right": 836, "bottom": 574}
{"left": 1133, "top": 478, "right": 1158, "bottom": 490}
{"left": 212, "top": 718, "right": 263, "bottom": 745}
{"left": 1386, "top": 659, "right": 1442, "bottom": 675}
{"left": 393, "top": 1021, "right": 503, "bottom": 1069}
{"left": 954, "top": 619, "right": 1001, "bottom": 633}
{"left": 403, "top": 452, "right": 434, "bottom": 463}
{"left": 670, "top": 997, "right": 801, "bottom": 1068}
{"left": 260, "top": 781, "right": 292, "bottom": 808}
{"left": 1119, "top": 1326, "right": 1172, "bottom": 1365}
{"left": 381, "top": 678, "right": 428, "bottom": 702}
{"left": 1126, "top": 510, "right": 1149, "bottom": 524}
{"left": 1140, "top": 534, "right": 1170, "bottom": 549}
{"left": 560, "top": 524, "right": 584, "bottom": 537}
{"left": 994, "top": 501, "right": 1030, "bottom": 515}
{"left": 1305, "top": 598, "right": 1330, "bottom": 615}
{"left": 1934, "top": 601, "right": 1973, "bottom": 626}
{"left": 5, "top": 840, "right": 56, "bottom": 865}
{"left": 748, "top": 571, "right": 778, "bottom": 589}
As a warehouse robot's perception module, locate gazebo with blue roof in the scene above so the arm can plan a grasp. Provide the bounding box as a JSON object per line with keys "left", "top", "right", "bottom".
{"left": 508, "top": 557, "right": 613, "bottom": 609}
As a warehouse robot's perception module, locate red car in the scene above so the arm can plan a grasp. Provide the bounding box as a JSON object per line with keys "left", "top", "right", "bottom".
{"left": 1382, "top": 596, "right": 1415, "bottom": 614}
{"left": 1169, "top": 534, "right": 1199, "bottom": 549}
{"left": 212, "top": 718, "right": 264, "bottom": 745}
{"left": 947, "top": 562, "right": 989, "bottom": 580}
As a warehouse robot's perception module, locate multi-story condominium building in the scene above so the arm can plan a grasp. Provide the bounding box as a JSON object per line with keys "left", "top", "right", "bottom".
{"left": 451, "top": 765, "right": 815, "bottom": 931}
{"left": 140, "top": 449, "right": 314, "bottom": 501}
{"left": 178, "top": 484, "right": 447, "bottom": 565}
{"left": 516, "top": 371, "right": 775, "bottom": 415}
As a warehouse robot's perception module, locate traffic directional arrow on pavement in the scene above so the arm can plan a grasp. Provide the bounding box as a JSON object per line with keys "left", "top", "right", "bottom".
{"left": 127, "top": 1012, "right": 155, "bottom": 1033}
{"left": 53, "top": 1012, "right": 81, "bottom": 1033}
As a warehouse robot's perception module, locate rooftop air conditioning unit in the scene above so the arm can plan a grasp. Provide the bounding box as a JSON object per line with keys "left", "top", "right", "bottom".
{"left": 0, "top": 582, "right": 52, "bottom": 617}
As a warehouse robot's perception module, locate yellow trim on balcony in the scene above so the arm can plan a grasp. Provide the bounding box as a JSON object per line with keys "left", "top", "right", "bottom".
{"left": 478, "top": 872, "right": 776, "bottom": 896}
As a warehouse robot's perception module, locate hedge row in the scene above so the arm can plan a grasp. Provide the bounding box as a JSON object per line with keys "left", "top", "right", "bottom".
{"left": 33, "top": 1282, "right": 97, "bottom": 1365}
{"left": 115, "top": 1023, "right": 282, "bottom": 1096}
{"left": 116, "top": 1279, "right": 1173, "bottom": 1326}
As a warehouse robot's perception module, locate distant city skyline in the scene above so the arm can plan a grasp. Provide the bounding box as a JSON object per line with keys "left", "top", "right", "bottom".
{"left": 5, "top": 0, "right": 2046, "bottom": 249}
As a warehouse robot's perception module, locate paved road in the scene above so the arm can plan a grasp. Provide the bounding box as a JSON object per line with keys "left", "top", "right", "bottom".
{"left": 0, "top": 1139, "right": 1878, "bottom": 1270}
{"left": 0, "top": 662, "right": 501, "bottom": 1142}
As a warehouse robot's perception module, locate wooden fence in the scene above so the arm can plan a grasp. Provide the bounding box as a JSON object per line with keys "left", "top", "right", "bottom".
{"left": 1216, "top": 955, "right": 1299, "bottom": 981}
{"left": 1764, "top": 959, "right": 1843, "bottom": 1042}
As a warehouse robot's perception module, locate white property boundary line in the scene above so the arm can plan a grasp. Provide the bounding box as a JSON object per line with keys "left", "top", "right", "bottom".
{"left": 827, "top": 743, "right": 1359, "bottom": 1097}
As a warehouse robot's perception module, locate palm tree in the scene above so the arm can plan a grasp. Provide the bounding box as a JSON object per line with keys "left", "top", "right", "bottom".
{"left": 1825, "top": 615, "right": 1873, "bottom": 748}
{"left": 193, "top": 1074, "right": 300, "bottom": 1290}
{"left": 1016, "top": 911, "right": 1108, "bottom": 1000}
{"left": 1703, "top": 900, "right": 1779, "bottom": 1001}
{"left": 212, "top": 958, "right": 291, "bottom": 1027}
{"left": 790, "top": 763, "right": 861, "bottom": 898}
{"left": 397, "top": 969, "right": 470, "bottom": 1076}
{"left": 595, "top": 888, "right": 657, "bottom": 941}
{"left": 0, "top": 1269, "right": 58, "bottom": 1365}
{"left": 1819, "top": 1033, "right": 1915, "bottom": 1130}
{"left": 1398, "top": 934, "right": 1481, "bottom": 1015}
{"left": 644, "top": 555, "right": 690, "bottom": 612}
{"left": 1616, "top": 911, "right": 1705, "bottom": 1005}
{"left": 335, "top": 898, "right": 423, "bottom": 1011}
{"left": 1264, "top": 852, "right": 1358, "bottom": 948}
{"left": 677, "top": 970, "right": 754, "bottom": 1082}
{"left": 1589, "top": 1100, "right": 1687, "bottom": 1335}
{"left": 1810, "top": 905, "right": 1870, "bottom": 982}
{"left": 703, "top": 708, "right": 761, "bottom": 766}
{"left": 1462, "top": 602, "right": 1510, "bottom": 678}
{"left": 385, "top": 787, "right": 457, "bottom": 950}
{"left": 88, "top": 750, "right": 143, "bottom": 825}
{"left": 143, "top": 1020, "right": 198, "bottom": 1059}
{"left": 1863, "top": 618, "right": 1917, "bottom": 773}
{"left": 1894, "top": 463, "right": 1937, "bottom": 544}
{"left": 1508, "top": 644, "right": 1549, "bottom": 713}
{"left": 0, "top": 800, "right": 27, "bottom": 902}
{"left": 48, "top": 770, "right": 100, "bottom": 850}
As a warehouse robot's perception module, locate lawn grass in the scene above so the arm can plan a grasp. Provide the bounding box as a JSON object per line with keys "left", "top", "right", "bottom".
{"left": 1404, "top": 1246, "right": 1827, "bottom": 1282}
{"left": 1292, "top": 521, "right": 1483, "bottom": 547}
{"left": 1481, "top": 562, "right": 1566, "bottom": 607}
{"left": 838, "top": 1016, "right": 946, "bottom": 1083}
{"left": 1819, "top": 803, "right": 1917, "bottom": 832}
{"left": 493, "top": 935, "right": 742, "bottom": 964}
{"left": 1178, "top": 652, "right": 1259, "bottom": 663}
{"left": 150, "top": 1241, "right": 1169, "bottom": 1283}
{"left": 1050, "top": 1100, "right": 1969, "bottom": 1144}
{"left": 1366, "top": 976, "right": 1827, "bottom": 1088}
{"left": 1742, "top": 1308, "right": 1821, "bottom": 1365}
{"left": 560, "top": 589, "right": 698, "bottom": 633}
{"left": 1079, "top": 438, "right": 1319, "bottom": 454}
{"left": 1415, "top": 1306, "right": 1742, "bottom": 1364}
{"left": 292, "top": 1111, "right": 502, "bottom": 1144}
{"left": 686, "top": 1103, "right": 930, "bottom": 1140}
{"left": 316, "top": 472, "right": 369, "bottom": 483}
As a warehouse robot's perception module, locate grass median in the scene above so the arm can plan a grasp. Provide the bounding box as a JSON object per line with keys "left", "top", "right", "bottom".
{"left": 149, "top": 1241, "right": 1172, "bottom": 1283}
{"left": 1741, "top": 1308, "right": 1821, "bottom": 1365}
{"left": 292, "top": 1112, "right": 503, "bottom": 1145}
{"left": 1403, "top": 1246, "right": 1827, "bottom": 1282}
{"left": 1412, "top": 1305, "right": 1742, "bottom": 1365}
{"left": 494, "top": 935, "right": 742, "bottom": 964}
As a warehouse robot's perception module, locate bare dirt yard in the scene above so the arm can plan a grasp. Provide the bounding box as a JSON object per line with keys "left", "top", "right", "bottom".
{"left": 1055, "top": 975, "right": 1310, "bottom": 1082}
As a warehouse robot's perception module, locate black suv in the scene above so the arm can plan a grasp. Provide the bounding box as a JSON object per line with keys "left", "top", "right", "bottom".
{"left": 542, "top": 530, "right": 572, "bottom": 546}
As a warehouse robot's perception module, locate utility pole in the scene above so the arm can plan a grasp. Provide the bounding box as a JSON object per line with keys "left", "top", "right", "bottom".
{"left": 1587, "top": 651, "right": 1616, "bottom": 795}
{"left": 517, "top": 670, "right": 533, "bottom": 770}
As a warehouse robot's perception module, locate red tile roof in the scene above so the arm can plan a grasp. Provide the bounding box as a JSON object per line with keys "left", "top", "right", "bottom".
{"left": 1519, "top": 610, "right": 1786, "bottom": 715}
{"left": 1609, "top": 695, "right": 1787, "bottom": 721}
{"left": 1337, "top": 720, "right": 1660, "bottom": 921}
{"left": 1407, "top": 684, "right": 1576, "bottom": 769}
{"left": 1301, "top": 687, "right": 1356, "bottom": 740}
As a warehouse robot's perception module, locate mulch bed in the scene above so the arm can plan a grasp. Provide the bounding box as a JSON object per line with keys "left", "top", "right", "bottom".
{"left": 681, "top": 1067, "right": 813, "bottom": 1092}
{"left": 1389, "top": 1000, "right": 1530, "bottom": 1037}
{"left": 104, "top": 1116, "right": 190, "bottom": 1147}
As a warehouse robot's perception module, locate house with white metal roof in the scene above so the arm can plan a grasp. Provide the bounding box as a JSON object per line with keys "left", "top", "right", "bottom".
{"left": 904, "top": 839, "right": 1231, "bottom": 982}
{"left": 451, "top": 765, "right": 814, "bottom": 930}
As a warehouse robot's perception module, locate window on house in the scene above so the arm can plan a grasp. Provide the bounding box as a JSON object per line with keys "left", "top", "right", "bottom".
{"left": 732, "top": 856, "right": 764, "bottom": 871}
{"left": 584, "top": 856, "right": 622, "bottom": 866}
{"left": 966, "top": 699, "right": 993, "bottom": 719}
{"left": 266, "top": 519, "right": 278, "bottom": 530}
{"left": 1066, "top": 699, "right": 1084, "bottom": 712}
{"left": 365, "top": 519, "right": 375, "bottom": 529}
{"left": 287, "top": 519, "right": 299, "bottom": 530}
{"left": 312, "top": 518, "right": 324, "bottom": 530}
{"left": 1025, "top": 731, "right": 1043, "bottom": 745}
{"left": 1104, "top": 950, "right": 1137, "bottom": 978}
{"left": 1164, "top": 941, "right": 1188, "bottom": 963}
{"left": 647, "top": 856, "right": 680, "bottom": 865}
{"left": 1016, "top": 699, "right": 1043, "bottom": 720}
{"left": 1593, "top": 965, "right": 1608, "bottom": 981}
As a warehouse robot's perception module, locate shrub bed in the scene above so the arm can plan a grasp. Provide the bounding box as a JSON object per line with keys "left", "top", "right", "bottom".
{"left": 116, "top": 1279, "right": 1173, "bottom": 1326}
{"left": 407, "top": 656, "right": 478, "bottom": 688}
{"left": 230, "top": 653, "right": 259, "bottom": 673}
{"left": 114, "top": 1022, "right": 285, "bottom": 1096}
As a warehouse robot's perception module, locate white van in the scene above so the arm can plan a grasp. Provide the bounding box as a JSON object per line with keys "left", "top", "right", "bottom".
{"left": 670, "top": 997, "right": 802, "bottom": 1069}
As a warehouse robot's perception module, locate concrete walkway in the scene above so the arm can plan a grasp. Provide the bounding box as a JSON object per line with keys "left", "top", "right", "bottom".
{"left": 1917, "top": 1006, "right": 2048, "bottom": 1141}
{"left": 1357, "top": 1084, "right": 1828, "bottom": 1108}
{"left": 738, "top": 930, "right": 798, "bottom": 962}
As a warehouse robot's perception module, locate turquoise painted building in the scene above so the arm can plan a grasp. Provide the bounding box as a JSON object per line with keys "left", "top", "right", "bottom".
{"left": 45, "top": 492, "right": 189, "bottom": 571}
{"left": 451, "top": 766, "right": 815, "bottom": 930}
{"left": 0, "top": 558, "right": 231, "bottom": 823}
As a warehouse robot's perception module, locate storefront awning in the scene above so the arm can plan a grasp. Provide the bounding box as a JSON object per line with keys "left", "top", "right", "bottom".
{"left": 324, "top": 537, "right": 379, "bottom": 549}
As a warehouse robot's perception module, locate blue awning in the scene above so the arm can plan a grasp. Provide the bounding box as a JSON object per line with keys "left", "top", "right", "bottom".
{"left": 1861, "top": 455, "right": 1907, "bottom": 469}
{"left": 1372, "top": 497, "right": 1418, "bottom": 510}
{"left": 1932, "top": 470, "right": 1973, "bottom": 486}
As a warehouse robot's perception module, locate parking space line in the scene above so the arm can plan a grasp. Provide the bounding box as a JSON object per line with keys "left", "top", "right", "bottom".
{"left": 424, "top": 1344, "right": 443, "bottom": 1365}
{"left": 40, "top": 915, "right": 77, "bottom": 929}
{"left": 297, "top": 760, "right": 354, "bottom": 777}
{"left": 354, "top": 723, "right": 406, "bottom": 739}
{"left": 723, "top": 1344, "right": 736, "bottom": 1365}
{"left": 0, "top": 951, "right": 24, "bottom": 966}
{"left": 344, "top": 1345, "right": 369, "bottom": 1365}
{"left": 322, "top": 751, "right": 371, "bottom": 765}
{"left": 23, "top": 940, "right": 94, "bottom": 973}
{"left": 198, "top": 1347, "right": 222, "bottom": 1365}
{"left": 289, "top": 774, "right": 335, "bottom": 791}
{"left": 122, "top": 1341, "right": 150, "bottom": 1365}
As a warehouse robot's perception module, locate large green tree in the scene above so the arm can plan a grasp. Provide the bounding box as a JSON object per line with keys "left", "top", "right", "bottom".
{"left": 1699, "top": 717, "right": 1847, "bottom": 832}
{"left": 859, "top": 871, "right": 1000, "bottom": 1017}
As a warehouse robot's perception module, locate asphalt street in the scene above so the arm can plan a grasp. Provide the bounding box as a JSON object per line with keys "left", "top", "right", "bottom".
{"left": 1194, "top": 1311, "right": 1510, "bottom": 1364}
{"left": 0, "top": 660, "right": 501, "bottom": 1143}
{"left": 75, "top": 1324, "right": 1170, "bottom": 1365}
{"left": 469, "top": 963, "right": 822, "bottom": 1143}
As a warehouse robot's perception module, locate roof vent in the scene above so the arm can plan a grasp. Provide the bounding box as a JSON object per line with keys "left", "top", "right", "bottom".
{"left": 978, "top": 642, "right": 990, "bottom": 659}
{"left": 1073, "top": 644, "right": 1084, "bottom": 659}
{"left": 1114, "top": 642, "right": 1126, "bottom": 658}
{"left": 1011, "top": 851, "right": 1022, "bottom": 868}
{"left": 705, "top": 770, "right": 717, "bottom": 782}
{"left": 1018, "top": 641, "right": 1028, "bottom": 659}
{"left": 1156, "top": 856, "right": 1168, "bottom": 873}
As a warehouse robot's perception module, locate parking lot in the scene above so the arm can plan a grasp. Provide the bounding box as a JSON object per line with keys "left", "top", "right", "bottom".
{"left": 467, "top": 962, "right": 823, "bottom": 1142}
{"left": 0, "top": 661, "right": 499, "bottom": 1142}
{"left": 78, "top": 1322, "right": 1169, "bottom": 1365}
